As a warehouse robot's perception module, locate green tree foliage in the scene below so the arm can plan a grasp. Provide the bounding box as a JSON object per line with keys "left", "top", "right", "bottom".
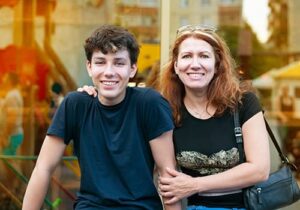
{"left": 267, "top": 0, "right": 288, "bottom": 51}
{"left": 219, "top": 23, "right": 285, "bottom": 79}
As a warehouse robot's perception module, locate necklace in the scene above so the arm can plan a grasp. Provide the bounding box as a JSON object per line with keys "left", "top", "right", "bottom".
{"left": 185, "top": 103, "right": 208, "bottom": 118}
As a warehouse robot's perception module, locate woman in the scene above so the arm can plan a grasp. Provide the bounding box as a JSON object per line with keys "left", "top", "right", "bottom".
{"left": 158, "top": 25, "right": 270, "bottom": 210}
{"left": 78, "top": 25, "right": 270, "bottom": 209}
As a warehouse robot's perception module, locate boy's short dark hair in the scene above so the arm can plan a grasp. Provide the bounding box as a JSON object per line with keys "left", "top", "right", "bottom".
{"left": 84, "top": 25, "right": 140, "bottom": 65}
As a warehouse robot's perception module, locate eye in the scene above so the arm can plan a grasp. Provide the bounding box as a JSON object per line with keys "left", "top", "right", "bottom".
{"left": 94, "top": 60, "right": 105, "bottom": 65}
{"left": 200, "top": 54, "right": 209, "bottom": 58}
{"left": 115, "top": 62, "right": 125, "bottom": 66}
{"left": 181, "top": 54, "right": 192, "bottom": 59}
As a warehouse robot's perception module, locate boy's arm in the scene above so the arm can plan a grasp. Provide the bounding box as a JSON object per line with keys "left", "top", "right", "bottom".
{"left": 149, "top": 130, "right": 182, "bottom": 210}
{"left": 22, "top": 135, "right": 66, "bottom": 210}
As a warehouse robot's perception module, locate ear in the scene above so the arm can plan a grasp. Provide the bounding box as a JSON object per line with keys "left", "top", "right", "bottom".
{"left": 86, "top": 60, "right": 92, "bottom": 77}
{"left": 174, "top": 61, "right": 179, "bottom": 74}
{"left": 129, "top": 64, "right": 138, "bottom": 78}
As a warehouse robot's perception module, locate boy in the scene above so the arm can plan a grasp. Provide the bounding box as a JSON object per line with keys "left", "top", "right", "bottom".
{"left": 22, "top": 25, "right": 180, "bottom": 210}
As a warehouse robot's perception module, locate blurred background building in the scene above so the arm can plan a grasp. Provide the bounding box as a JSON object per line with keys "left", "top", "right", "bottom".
{"left": 0, "top": 0, "right": 299, "bottom": 209}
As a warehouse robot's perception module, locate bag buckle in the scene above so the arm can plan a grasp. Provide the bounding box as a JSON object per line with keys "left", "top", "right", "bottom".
{"left": 282, "top": 156, "right": 298, "bottom": 171}
{"left": 234, "top": 127, "right": 242, "bottom": 136}
{"left": 234, "top": 127, "right": 243, "bottom": 143}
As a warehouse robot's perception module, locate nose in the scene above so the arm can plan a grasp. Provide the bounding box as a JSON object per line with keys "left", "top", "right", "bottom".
{"left": 190, "top": 57, "right": 201, "bottom": 69}
{"left": 103, "top": 64, "right": 115, "bottom": 77}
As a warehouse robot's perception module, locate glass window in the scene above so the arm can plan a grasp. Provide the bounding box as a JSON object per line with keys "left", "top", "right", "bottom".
{"left": 179, "top": 17, "right": 189, "bottom": 27}
{"left": 180, "top": 0, "right": 189, "bottom": 8}
{"left": 220, "top": 0, "right": 234, "bottom": 4}
{"left": 201, "top": 0, "right": 211, "bottom": 6}
{"left": 1, "top": 1, "right": 300, "bottom": 209}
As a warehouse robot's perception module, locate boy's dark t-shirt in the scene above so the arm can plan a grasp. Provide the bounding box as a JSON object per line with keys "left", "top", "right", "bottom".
{"left": 47, "top": 87, "right": 174, "bottom": 210}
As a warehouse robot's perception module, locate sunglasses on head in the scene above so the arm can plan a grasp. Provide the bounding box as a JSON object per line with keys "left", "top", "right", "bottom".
{"left": 176, "top": 24, "right": 218, "bottom": 43}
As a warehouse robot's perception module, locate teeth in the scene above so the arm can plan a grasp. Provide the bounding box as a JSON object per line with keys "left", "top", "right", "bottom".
{"left": 102, "top": 81, "right": 117, "bottom": 86}
{"left": 188, "top": 73, "right": 204, "bottom": 79}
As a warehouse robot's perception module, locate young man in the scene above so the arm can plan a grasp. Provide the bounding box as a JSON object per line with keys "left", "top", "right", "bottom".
{"left": 22, "top": 25, "right": 181, "bottom": 210}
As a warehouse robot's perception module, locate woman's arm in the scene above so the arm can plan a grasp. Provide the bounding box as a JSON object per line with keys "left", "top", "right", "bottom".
{"left": 159, "top": 111, "right": 270, "bottom": 204}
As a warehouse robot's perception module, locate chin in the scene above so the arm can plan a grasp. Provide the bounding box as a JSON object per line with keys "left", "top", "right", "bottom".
{"left": 101, "top": 92, "right": 119, "bottom": 99}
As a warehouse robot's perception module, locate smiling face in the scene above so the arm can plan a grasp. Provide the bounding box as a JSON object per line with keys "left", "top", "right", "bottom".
{"left": 86, "top": 49, "right": 137, "bottom": 105}
{"left": 174, "top": 37, "right": 216, "bottom": 94}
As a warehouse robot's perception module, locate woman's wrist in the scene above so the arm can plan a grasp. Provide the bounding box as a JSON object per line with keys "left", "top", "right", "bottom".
{"left": 192, "top": 177, "right": 203, "bottom": 194}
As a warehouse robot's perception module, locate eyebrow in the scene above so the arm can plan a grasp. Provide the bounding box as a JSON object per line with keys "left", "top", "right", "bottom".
{"left": 114, "top": 57, "right": 127, "bottom": 61}
{"left": 92, "top": 57, "right": 127, "bottom": 62}
{"left": 93, "top": 57, "right": 104, "bottom": 60}
{"left": 180, "top": 50, "right": 213, "bottom": 54}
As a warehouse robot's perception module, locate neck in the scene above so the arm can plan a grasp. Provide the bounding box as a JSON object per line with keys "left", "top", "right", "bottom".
{"left": 184, "top": 90, "right": 208, "bottom": 108}
{"left": 184, "top": 92, "right": 216, "bottom": 119}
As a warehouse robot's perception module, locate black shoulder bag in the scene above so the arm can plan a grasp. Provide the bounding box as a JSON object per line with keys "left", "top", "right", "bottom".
{"left": 233, "top": 110, "right": 300, "bottom": 210}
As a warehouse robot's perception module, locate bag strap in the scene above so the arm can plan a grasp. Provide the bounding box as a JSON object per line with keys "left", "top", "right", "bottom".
{"left": 233, "top": 109, "right": 298, "bottom": 171}
{"left": 233, "top": 109, "right": 245, "bottom": 163}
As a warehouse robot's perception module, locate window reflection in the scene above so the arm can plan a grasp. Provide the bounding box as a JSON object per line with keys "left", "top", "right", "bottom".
{"left": 0, "top": 0, "right": 300, "bottom": 209}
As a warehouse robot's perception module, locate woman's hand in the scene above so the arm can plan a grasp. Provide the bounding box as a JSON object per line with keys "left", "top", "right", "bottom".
{"left": 77, "top": 85, "right": 97, "bottom": 97}
{"left": 158, "top": 167, "right": 198, "bottom": 204}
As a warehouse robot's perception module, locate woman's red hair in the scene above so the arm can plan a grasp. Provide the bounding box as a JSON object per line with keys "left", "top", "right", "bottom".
{"left": 160, "top": 32, "right": 252, "bottom": 126}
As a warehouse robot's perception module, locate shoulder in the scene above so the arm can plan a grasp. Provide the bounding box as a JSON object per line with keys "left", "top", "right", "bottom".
{"left": 239, "top": 91, "right": 262, "bottom": 124}
{"left": 241, "top": 91, "right": 259, "bottom": 104}
{"left": 130, "top": 87, "right": 161, "bottom": 98}
{"left": 64, "top": 91, "right": 93, "bottom": 102}
{"left": 129, "top": 87, "right": 166, "bottom": 104}
{"left": 126, "top": 87, "right": 171, "bottom": 114}
{"left": 61, "top": 91, "right": 95, "bottom": 108}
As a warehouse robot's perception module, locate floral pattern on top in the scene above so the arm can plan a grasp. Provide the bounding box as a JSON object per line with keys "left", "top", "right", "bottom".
{"left": 176, "top": 147, "right": 239, "bottom": 175}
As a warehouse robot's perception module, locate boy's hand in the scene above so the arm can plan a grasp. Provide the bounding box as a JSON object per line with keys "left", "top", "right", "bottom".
{"left": 77, "top": 85, "right": 97, "bottom": 97}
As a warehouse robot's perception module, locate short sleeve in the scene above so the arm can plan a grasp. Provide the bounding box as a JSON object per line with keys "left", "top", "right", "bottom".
{"left": 239, "top": 92, "right": 262, "bottom": 126}
{"left": 140, "top": 89, "right": 174, "bottom": 141}
{"left": 47, "top": 92, "right": 77, "bottom": 145}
